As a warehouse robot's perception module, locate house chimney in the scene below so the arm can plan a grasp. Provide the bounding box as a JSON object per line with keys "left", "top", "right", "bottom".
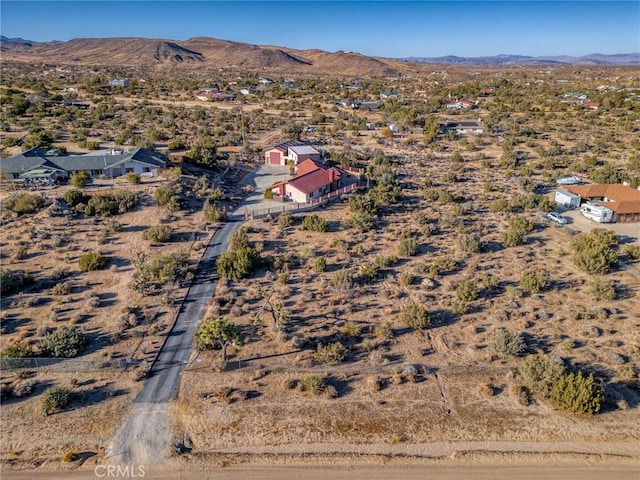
{"left": 328, "top": 169, "right": 336, "bottom": 184}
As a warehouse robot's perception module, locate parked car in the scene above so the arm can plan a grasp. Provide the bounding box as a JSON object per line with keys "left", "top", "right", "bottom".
{"left": 547, "top": 212, "right": 568, "bottom": 224}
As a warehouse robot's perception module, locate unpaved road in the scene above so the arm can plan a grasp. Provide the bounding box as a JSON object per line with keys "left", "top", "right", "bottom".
{"left": 105, "top": 165, "right": 289, "bottom": 466}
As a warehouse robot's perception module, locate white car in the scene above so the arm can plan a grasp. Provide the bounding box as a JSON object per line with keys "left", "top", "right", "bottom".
{"left": 547, "top": 212, "right": 568, "bottom": 224}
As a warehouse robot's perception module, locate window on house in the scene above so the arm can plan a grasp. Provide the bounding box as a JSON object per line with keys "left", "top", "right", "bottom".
{"left": 143, "top": 167, "right": 150, "bottom": 173}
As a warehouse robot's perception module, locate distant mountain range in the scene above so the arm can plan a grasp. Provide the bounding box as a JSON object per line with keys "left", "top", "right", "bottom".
{"left": 401, "top": 53, "right": 640, "bottom": 66}
{"left": 1, "top": 36, "right": 638, "bottom": 75}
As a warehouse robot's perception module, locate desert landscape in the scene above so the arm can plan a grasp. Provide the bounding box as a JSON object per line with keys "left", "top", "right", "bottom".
{"left": 0, "top": 32, "right": 639, "bottom": 478}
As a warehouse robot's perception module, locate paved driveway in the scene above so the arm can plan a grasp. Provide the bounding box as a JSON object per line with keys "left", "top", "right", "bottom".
{"left": 235, "top": 164, "right": 290, "bottom": 214}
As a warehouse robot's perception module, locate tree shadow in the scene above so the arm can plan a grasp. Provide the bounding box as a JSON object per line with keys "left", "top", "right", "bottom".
{"left": 429, "top": 309, "right": 459, "bottom": 328}
{"left": 325, "top": 375, "right": 354, "bottom": 398}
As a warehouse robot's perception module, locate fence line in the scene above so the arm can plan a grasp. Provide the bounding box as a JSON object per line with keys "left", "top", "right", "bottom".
{"left": 0, "top": 357, "right": 148, "bottom": 372}
{"left": 245, "top": 183, "right": 358, "bottom": 221}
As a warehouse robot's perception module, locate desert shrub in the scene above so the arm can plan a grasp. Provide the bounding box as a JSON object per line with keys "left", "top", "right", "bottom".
{"left": 42, "top": 385, "right": 75, "bottom": 415}
{"left": 491, "top": 328, "right": 526, "bottom": 357}
{"left": 13, "top": 245, "right": 28, "bottom": 260}
{"left": 331, "top": 268, "right": 353, "bottom": 289}
{"left": 313, "top": 256, "right": 327, "bottom": 273}
{"left": 359, "top": 264, "right": 379, "bottom": 282}
{"left": 490, "top": 198, "right": 511, "bottom": 213}
{"left": 229, "top": 227, "right": 250, "bottom": 251}
{"left": 69, "top": 171, "right": 90, "bottom": 188}
{"left": 510, "top": 193, "right": 537, "bottom": 211}
{"left": 105, "top": 219, "right": 122, "bottom": 233}
{"left": 203, "top": 199, "right": 226, "bottom": 222}
{"left": 373, "top": 321, "right": 393, "bottom": 340}
{"left": 4, "top": 193, "right": 44, "bottom": 215}
{"left": 263, "top": 189, "right": 274, "bottom": 199}
{"left": 216, "top": 247, "right": 261, "bottom": 281}
{"left": 571, "top": 229, "right": 618, "bottom": 274}
{"left": 314, "top": 342, "right": 347, "bottom": 365}
{"left": 400, "top": 302, "right": 430, "bottom": 330}
{"left": 0, "top": 342, "right": 34, "bottom": 358}
{"left": 167, "top": 138, "right": 186, "bottom": 150}
{"left": 427, "top": 256, "right": 457, "bottom": 276}
{"left": 78, "top": 251, "right": 107, "bottom": 271}
{"left": 399, "top": 272, "right": 415, "bottom": 286}
{"left": 62, "top": 189, "right": 88, "bottom": 207}
{"left": 143, "top": 250, "right": 190, "bottom": 282}
{"left": 481, "top": 274, "right": 499, "bottom": 292}
{"left": 349, "top": 211, "right": 375, "bottom": 232}
{"left": 520, "top": 270, "right": 549, "bottom": 294}
{"left": 62, "top": 451, "right": 79, "bottom": 463}
{"left": 12, "top": 379, "right": 36, "bottom": 398}
{"left": 623, "top": 244, "right": 640, "bottom": 261}
{"left": 398, "top": 237, "right": 419, "bottom": 256}
{"left": 154, "top": 185, "right": 180, "bottom": 211}
{"left": 502, "top": 216, "right": 534, "bottom": 247}
{"left": 302, "top": 214, "right": 329, "bottom": 232}
{"left": 455, "top": 279, "right": 479, "bottom": 302}
{"left": 300, "top": 375, "right": 326, "bottom": 395}
{"left": 40, "top": 326, "right": 87, "bottom": 358}
{"left": 374, "top": 255, "right": 398, "bottom": 268}
{"left": 450, "top": 298, "right": 469, "bottom": 315}
{"left": 278, "top": 212, "right": 294, "bottom": 228}
{"left": 589, "top": 277, "right": 616, "bottom": 301}
{"left": 52, "top": 281, "right": 71, "bottom": 296}
{"left": 0, "top": 268, "right": 34, "bottom": 294}
{"left": 209, "top": 187, "right": 224, "bottom": 201}
{"left": 518, "top": 355, "right": 565, "bottom": 398}
{"left": 143, "top": 224, "right": 172, "bottom": 243}
{"left": 85, "top": 191, "right": 137, "bottom": 216}
{"left": 192, "top": 175, "right": 210, "bottom": 196}
{"left": 342, "top": 321, "right": 361, "bottom": 337}
{"left": 536, "top": 195, "right": 556, "bottom": 213}
{"left": 457, "top": 233, "right": 482, "bottom": 254}
{"left": 126, "top": 172, "right": 141, "bottom": 184}
{"left": 549, "top": 371, "right": 603, "bottom": 415}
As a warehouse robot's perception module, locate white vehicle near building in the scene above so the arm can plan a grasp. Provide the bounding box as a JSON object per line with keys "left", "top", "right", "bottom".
{"left": 555, "top": 189, "right": 581, "bottom": 208}
{"left": 580, "top": 203, "right": 614, "bottom": 223}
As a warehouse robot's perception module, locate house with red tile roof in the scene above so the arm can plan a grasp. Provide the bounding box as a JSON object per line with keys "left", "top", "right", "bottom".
{"left": 565, "top": 183, "right": 640, "bottom": 223}
{"left": 270, "top": 159, "right": 357, "bottom": 203}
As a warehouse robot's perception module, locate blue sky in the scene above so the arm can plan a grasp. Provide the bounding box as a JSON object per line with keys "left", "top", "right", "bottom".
{"left": 1, "top": 1, "right": 638, "bottom": 57}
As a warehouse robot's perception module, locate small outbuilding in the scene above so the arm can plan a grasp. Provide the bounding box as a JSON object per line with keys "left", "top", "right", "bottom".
{"left": 555, "top": 189, "right": 581, "bottom": 209}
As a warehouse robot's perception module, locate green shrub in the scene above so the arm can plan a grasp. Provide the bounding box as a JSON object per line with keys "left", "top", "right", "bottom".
{"left": 550, "top": 372, "right": 603, "bottom": 415}
{"left": 374, "top": 255, "right": 398, "bottom": 268}
{"left": 78, "top": 252, "right": 107, "bottom": 271}
{"left": 450, "top": 298, "right": 469, "bottom": 315}
{"left": 502, "top": 216, "right": 534, "bottom": 247}
{"left": 0, "top": 342, "right": 34, "bottom": 358}
{"left": 63, "top": 189, "right": 88, "bottom": 207}
{"left": 5, "top": 193, "right": 44, "bottom": 215}
{"left": 482, "top": 274, "right": 499, "bottom": 292}
{"left": 313, "top": 256, "right": 327, "bottom": 273}
{"left": 229, "top": 227, "right": 250, "bottom": 251}
{"left": 154, "top": 185, "right": 179, "bottom": 211}
{"left": 0, "top": 268, "right": 34, "bottom": 294}
{"left": 143, "top": 224, "right": 172, "bottom": 243}
{"left": 373, "top": 321, "right": 392, "bottom": 340}
{"left": 398, "top": 237, "right": 419, "bottom": 256}
{"left": 490, "top": 198, "right": 511, "bottom": 213}
{"left": 42, "top": 385, "right": 75, "bottom": 415}
{"left": 216, "top": 247, "right": 261, "bottom": 280}
{"left": 589, "top": 276, "right": 615, "bottom": 301}
{"left": 518, "top": 355, "right": 565, "bottom": 398}
{"left": 314, "top": 342, "right": 347, "bottom": 365}
{"left": 300, "top": 375, "right": 326, "bottom": 395}
{"left": 457, "top": 233, "right": 482, "bottom": 254}
{"left": 194, "top": 175, "right": 210, "bottom": 196}
{"left": 85, "top": 191, "right": 137, "bottom": 216}
{"left": 455, "top": 279, "right": 479, "bottom": 302}
{"left": 278, "top": 212, "right": 294, "bottom": 228}
{"left": 331, "top": 268, "right": 353, "bottom": 289}
{"left": 623, "top": 244, "right": 640, "bottom": 261}
{"left": 263, "top": 189, "right": 274, "bottom": 200}
{"left": 399, "top": 272, "right": 415, "bottom": 286}
{"left": 342, "top": 321, "right": 361, "bottom": 337}
{"left": 302, "top": 214, "right": 329, "bottom": 232}
{"left": 520, "top": 270, "right": 549, "bottom": 294}
{"left": 400, "top": 302, "right": 430, "bottom": 330}
{"left": 13, "top": 245, "right": 28, "bottom": 260}
{"left": 349, "top": 211, "right": 375, "bottom": 232}
{"left": 571, "top": 229, "right": 618, "bottom": 274}
{"left": 203, "top": 199, "right": 226, "bottom": 222}
{"left": 40, "top": 326, "right": 87, "bottom": 358}
{"left": 126, "top": 172, "right": 141, "bottom": 184}
{"left": 69, "top": 171, "right": 89, "bottom": 188}
{"left": 359, "top": 264, "right": 379, "bottom": 282}
{"left": 210, "top": 187, "right": 224, "bottom": 201}
{"left": 491, "top": 328, "right": 526, "bottom": 357}
{"left": 105, "top": 219, "right": 122, "bottom": 233}
{"left": 427, "top": 256, "right": 457, "bottom": 276}
{"left": 131, "top": 250, "right": 190, "bottom": 292}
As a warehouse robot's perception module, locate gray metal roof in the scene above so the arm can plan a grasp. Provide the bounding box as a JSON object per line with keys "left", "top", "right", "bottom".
{"left": 1, "top": 148, "right": 167, "bottom": 175}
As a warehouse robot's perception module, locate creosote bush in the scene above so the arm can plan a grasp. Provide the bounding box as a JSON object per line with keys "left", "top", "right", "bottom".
{"left": 457, "top": 233, "right": 482, "bottom": 254}
{"left": 0, "top": 268, "right": 35, "bottom": 295}
{"left": 126, "top": 172, "right": 141, "bottom": 184}
{"left": 203, "top": 199, "right": 225, "bottom": 222}
{"left": 143, "top": 224, "right": 172, "bottom": 243}
{"left": 78, "top": 251, "right": 107, "bottom": 271}
{"left": 313, "top": 256, "right": 327, "bottom": 273}
{"left": 278, "top": 212, "right": 294, "bottom": 228}
{"left": 42, "top": 385, "right": 75, "bottom": 415}
{"left": 400, "top": 302, "right": 430, "bottom": 330}
{"left": 302, "top": 214, "right": 329, "bottom": 232}
{"left": 314, "top": 342, "right": 347, "bottom": 365}
{"left": 491, "top": 328, "right": 526, "bottom": 357}
{"left": 455, "top": 279, "right": 479, "bottom": 302}
{"left": 40, "top": 326, "right": 87, "bottom": 358}
{"left": 520, "top": 270, "right": 549, "bottom": 294}
{"left": 398, "top": 237, "right": 419, "bottom": 256}
{"left": 154, "top": 185, "right": 180, "bottom": 211}
{"left": 4, "top": 193, "right": 45, "bottom": 215}
{"left": 0, "top": 342, "right": 34, "bottom": 358}
{"left": 550, "top": 371, "right": 603, "bottom": 416}
{"left": 589, "top": 277, "right": 616, "bottom": 301}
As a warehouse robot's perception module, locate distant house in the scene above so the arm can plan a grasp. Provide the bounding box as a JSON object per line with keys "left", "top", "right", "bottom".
{"left": 109, "top": 79, "right": 130, "bottom": 88}
{"left": 263, "top": 140, "right": 320, "bottom": 166}
{"left": 438, "top": 120, "right": 484, "bottom": 135}
{"left": 446, "top": 98, "right": 475, "bottom": 109}
{"left": 583, "top": 101, "right": 600, "bottom": 111}
{"left": 565, "top": 183, "right": 640, "bottom": 223}
{"left": 270, "top": 159, "right": 356, "bottom": 204}
{"left": 195, "top": 90, "right": 234, "bottom": 101}
{"left": 0, "top": 147, "right": 167, "bottom": 185}
{"left": 380, "top": 91, "right": 401, "bottom": 100}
